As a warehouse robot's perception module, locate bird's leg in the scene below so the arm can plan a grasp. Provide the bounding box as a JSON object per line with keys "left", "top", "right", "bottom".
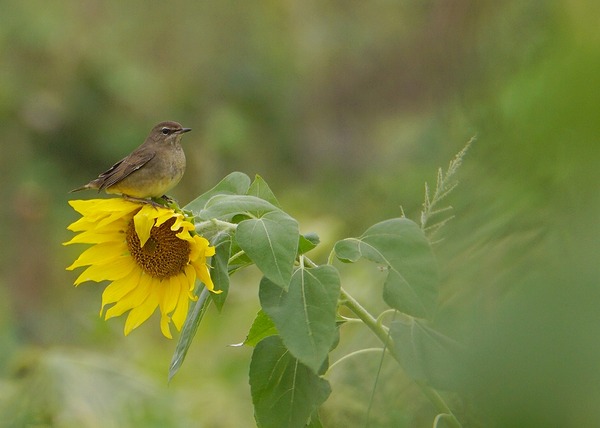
{"left": 123, "top": 195, "right": 162, "bottom": 207}
{"left": 154, "top": 195, "right": 180, "bottom": 210}
{"left": 160, "top": 194, "right": 177, "bottom": 204}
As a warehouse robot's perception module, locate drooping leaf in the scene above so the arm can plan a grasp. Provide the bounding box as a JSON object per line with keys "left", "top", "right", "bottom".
{"left": 168, "top": 287, "right": 212, "bottom": 381}
{"left": 243, "top": 310, "right": 278, "bottom": 347}
{"left": 209, "top": 232, "right": 232, "bottom": 312}
{"left": 259, "top": 265, "right": 341, "bottom": 373}
{"left": 250, "top": 336, "right": 331, "bottom": 428}
{"left": 237, "top": 210, "right": 299, "bottom": 289}
{"left": 306, "top": 410, "right": 324, "bottom": 428}
{"left": 334, "top": 218, "right": 438, "bottom": 318}
{"left": 389, "top": 316, "right": 464, "bottom": 390}
{"left": 248, "top": 174, "right": 281, "bottom": 207}
{"left": 298, "top": 232, "right": 320, "bottom": 255}
{"left": 184, "top": 172, "right": 251, "bottom": 214}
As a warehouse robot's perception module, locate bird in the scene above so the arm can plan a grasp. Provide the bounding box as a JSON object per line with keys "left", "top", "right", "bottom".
{"left": 71, "top": 121, "right": 191, "bottom": 200}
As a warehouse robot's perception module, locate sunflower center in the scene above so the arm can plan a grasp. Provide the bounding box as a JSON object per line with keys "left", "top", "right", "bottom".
{"left": 126, "top": 217, "right": 191, "bottom": 279}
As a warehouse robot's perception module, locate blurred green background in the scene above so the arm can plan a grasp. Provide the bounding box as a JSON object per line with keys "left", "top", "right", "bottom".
{"left": 1, "top": 1, "right": 599, "bottom": 427}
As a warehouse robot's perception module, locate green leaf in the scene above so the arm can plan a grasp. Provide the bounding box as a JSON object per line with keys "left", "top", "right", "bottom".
{"left": 184, "top": 171, "right": 251, "bottom": 214}
{"left": 248, "top": 174, "right": 281, "bottom": 207}
{"left": 334, "top": 218, "right": 438, "bottom": 318}
{"left": 168, "top": 287, "right": 212, "bottom": 381}
{"left": 237, "top": 210, "right": 299, "bottom": 289}
{"left": 259, "top": 265, "right": 341, "bottom": 373}
{"left": 227, "top": 239, "right": 254, "bottom": 274}
{"left": 306, "top": 411, "right": 324, "bottom": 428}
{"left": 199, "top": 194, "right": 280, "bottom": 221}
{"left": 195, "top": 193, "right": 299, "bottom": 287}
{"left": 298, "top": 232, "right": 320, "bottom": 255}
{"left": 209, "top": 232, "right": 232, "bottom": 312}
{"left": 433, "top": 414, "right": 457, "bottom": 428}
{"left": 389, "top": 316, "right": 464, "bottom": 390}
{"left": 250, "top": 336, "right": 331, "bottom": 428}
{"left": 244, "top": 310, "right": 278, "bottom": 347}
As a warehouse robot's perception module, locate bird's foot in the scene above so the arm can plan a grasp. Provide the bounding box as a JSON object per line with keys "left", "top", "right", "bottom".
{"left": 123, "top": 195, "right": 163, "bottom": 208}
{"left": 151, "top": 195, "right": 180, "bottom": 209}
{"left": 160, "top": 194, "right": 177, "bottom": 204}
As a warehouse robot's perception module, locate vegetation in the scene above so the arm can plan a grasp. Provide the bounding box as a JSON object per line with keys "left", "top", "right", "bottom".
{"left": 0, "top": 1, "right": 598, "bottom": 426}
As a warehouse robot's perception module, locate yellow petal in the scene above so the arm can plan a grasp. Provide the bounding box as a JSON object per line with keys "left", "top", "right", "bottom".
{"left": 104, "top": 272, "right": 153, "bottom": 320}
{"left": 96, "top": 204, "right": 140, "bottom": 229}
{"left": 183, "top": 265, "right": 197, "bottom": 291}
{"left": 182, "top": 266, "right": 199, "bottom": 301}
{"left": 172, "top": 217, "right": 194, "bottom": 232}
{"left": 192, "top": 260, "right": 218, "bottom": 293}
{"left": 133, "top": 205, "right": 159, "bottom": 247}
{"left": 100, "top": 269, "right": 142, "bottom": 315}
{"left": 154, "top": 208, "right": 180, "bottom": 227}
{"left": 68, "top": 199, "right": 106, "bottom": 217}
{"left": 156, "top": 277, "right": 179, "bottom": 339}
{"left": 160, "top": 314, "right": 173, "bottom": 339}
{"left": 171, "top": 277, "right": 190, "bottom": 331}
{"left": 69, "top": 199, "right": 137, "bottom": 218}
{"left": 67, "top": 216, "right": 103, "bottom": 232}
{"left": 190, "top": 235, "right": 216, "bottom": 259}
{"left": 74, "top": 256, "right": 135, "bottom": 285}
{"left": 159, "top": 276, "right": 180, "bottom": 317}
{"left": 124, "top": 288, "right": 159, "bottom": 336}
{"left": 175, "top": 226, "right": 196, "bottom": 242}
{"left": 67, "top": 242, "right": 127, "bottom": 270}
{"left": 63, "top": 224, "right": 125, "bottom": 245}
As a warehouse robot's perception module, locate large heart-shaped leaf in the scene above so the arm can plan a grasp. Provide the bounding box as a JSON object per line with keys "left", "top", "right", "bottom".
{"left": 248, "top": 174, "right": 281, "bottom": 207}
{"left": 250, "top": 336, "right": 331, "bottom": 428}
{"left": 259, "top": 265, "right": 340, "bottom": 373}
{"left": 243, "top": 310, "right": 278, "bottom": 347}
{"left": 390, "top": 316, "right": 464, "bottom": 390}
{"left": 198, "top": 194, "right": 279, "bottom": 221}
{"left": 237, "top": 210, "right": 299, "bottom": 289}
{"left": 185, "top": 171, "right": 251, "bottom": 214}
{"left": 334, "top": 218, "right": 438, "bottom": 319}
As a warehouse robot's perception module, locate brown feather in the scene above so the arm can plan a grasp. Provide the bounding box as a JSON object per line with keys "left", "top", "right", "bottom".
{"left": 96, "top": 151, "right": 155, "bottom": 191}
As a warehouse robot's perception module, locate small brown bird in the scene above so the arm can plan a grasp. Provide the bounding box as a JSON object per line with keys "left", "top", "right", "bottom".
{"left": 71, "top": 121, "right": 191, "bottom": 199}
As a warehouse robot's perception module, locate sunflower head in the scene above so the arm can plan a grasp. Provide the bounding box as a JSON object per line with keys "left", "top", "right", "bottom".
{"left": 64, "top": 198, "right": 217, "bottom": 338}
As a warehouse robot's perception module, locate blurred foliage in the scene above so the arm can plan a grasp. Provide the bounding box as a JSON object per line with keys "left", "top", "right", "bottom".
{"left": 0, "top": 0, "right": 599, "bottom": 426}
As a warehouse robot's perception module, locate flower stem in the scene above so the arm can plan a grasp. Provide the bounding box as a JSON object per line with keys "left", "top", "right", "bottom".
{"left": 339, "top": 287, "right": 462, "bottom": 428}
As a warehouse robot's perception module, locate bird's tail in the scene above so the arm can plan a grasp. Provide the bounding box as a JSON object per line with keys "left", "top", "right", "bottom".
{"left": 69, "top": 184, "right": 90, "bottom": 193}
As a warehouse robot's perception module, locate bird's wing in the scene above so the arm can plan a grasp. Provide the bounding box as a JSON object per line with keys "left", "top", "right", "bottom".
{"left": 96, "top": 150, "right": 156, "bottom": 191}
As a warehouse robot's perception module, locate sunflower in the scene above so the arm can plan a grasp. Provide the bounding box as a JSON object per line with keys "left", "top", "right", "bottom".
{"left": 64, "top": 198, "right": 217, "bottom": 338}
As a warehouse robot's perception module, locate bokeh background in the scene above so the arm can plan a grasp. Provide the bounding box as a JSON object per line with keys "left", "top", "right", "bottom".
{"left": 1, "top": 1, "right": 599, "bottom": 427}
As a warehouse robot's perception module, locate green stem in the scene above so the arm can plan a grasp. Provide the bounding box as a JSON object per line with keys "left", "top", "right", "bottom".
{"left": 228, "top": 250, "right": 246, "bottom": 265}
{"left": 195, "top": 218, "right": 237, "bottom": 233}
{"left": 303, "top": 256, "right": 319, "bottom": 269}
{"left": 418, "top": 382, "right": 461, "bottom": 427}
{"left": 376, "top": 309, "right": 399, "bottom": 326}
{"left": 340, "top": 287, "right": 390, "bottom": 345}
{"left": 327, "top": 249, "right": 336, "bottom": 266}
{"left": 339, "top": 287, "right": 462, "bottom": 428}
{"left": 328, "top": 348, "right": 385, "bottom": 372}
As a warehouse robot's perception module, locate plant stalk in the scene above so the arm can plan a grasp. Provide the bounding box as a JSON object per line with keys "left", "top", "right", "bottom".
{"left": 339, "top": 287, "right": 462, "bottom": 428}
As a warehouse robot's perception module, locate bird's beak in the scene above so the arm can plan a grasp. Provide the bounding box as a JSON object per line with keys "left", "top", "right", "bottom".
{"left": 179, "top": 128, "right": 192, "bottom": 133}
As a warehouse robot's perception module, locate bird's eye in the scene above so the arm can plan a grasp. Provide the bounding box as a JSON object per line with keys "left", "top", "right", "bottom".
{"left": 161, "top": 127, "right": 170, "bottom": 135}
